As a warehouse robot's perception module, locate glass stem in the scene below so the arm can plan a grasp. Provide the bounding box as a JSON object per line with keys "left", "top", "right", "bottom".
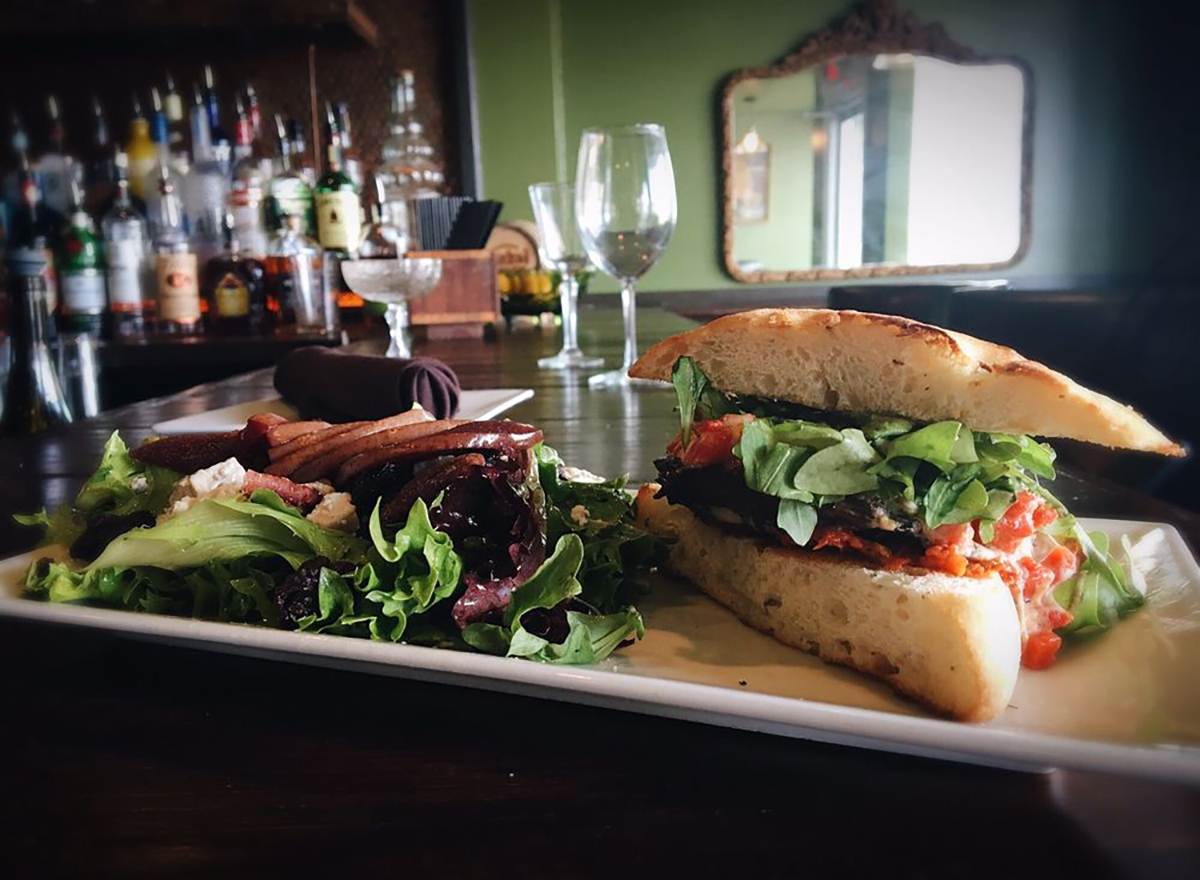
{"left": 620, "top": 281, "right": 638, "bottom": 372}
{"left": 559, "top": 272, "right": 580, "bottom": 355}
{"left": 384, "top": 302, "right": 412, "bottom": 359}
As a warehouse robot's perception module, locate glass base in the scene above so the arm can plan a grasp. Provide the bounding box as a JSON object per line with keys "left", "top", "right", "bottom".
{"left": 538, "top": 349, "right": 605, "bottom": 370}
{"left": 586, "top": 370, "right": 668, "bottom": 389}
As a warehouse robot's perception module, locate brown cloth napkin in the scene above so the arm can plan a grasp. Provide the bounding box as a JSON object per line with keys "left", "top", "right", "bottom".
{"left": 274, "top": 347, "right": 461, "bottom": 422}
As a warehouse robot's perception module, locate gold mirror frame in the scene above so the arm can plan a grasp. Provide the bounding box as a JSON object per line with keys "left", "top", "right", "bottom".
{"left": 720, "top": 0, "right": 1035, "bottom": 283}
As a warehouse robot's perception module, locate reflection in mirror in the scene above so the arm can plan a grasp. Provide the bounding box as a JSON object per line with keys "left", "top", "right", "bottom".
{"left": 728, "top": 53, "right": 1027, "bottom": 278}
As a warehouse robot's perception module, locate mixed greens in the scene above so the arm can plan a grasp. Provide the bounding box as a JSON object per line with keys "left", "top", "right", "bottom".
{"left": 670, "top": 356, "right": 1145, "bottom": 636}
{"left": 18, "top": 431, "right": 656, "bottom": 664}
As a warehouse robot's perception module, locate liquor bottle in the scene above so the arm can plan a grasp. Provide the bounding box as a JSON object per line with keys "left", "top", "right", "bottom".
{"left": 36, "top": 95, "right": 75, "bottom": 217}
{"left": 126, "top": 94, "right": 157, "bottom": 202}
{"left": 6, "top": 128, "right": 62, "bottom": 312}
{"left": 265, "top": 213, "right": 328, "bottom": 331}
{"left": 264, "top": 113, "right": 315, "bottom": 236}
{"left": 2, "top": 109, "right": 31, "bottom": 225}
{"left": 102, "top": 151, "right": 153, "bottom": 338}
{"left": 183, "top": 92, "right": 229, "bottom": 267}
{"left": 153, "top": 166, "right": 201, "bottom": 334}
{"left": 143, "top": 86, "right": 181, "bottom": 239}
{"left": 163, "top": 71, "right": 185, "bottom": 131}
{"left": 379, "top": 70, "right": 444, "bottom": 250}
{"left": 56, "top": 180, "right": 107, "bottom": 335}
{"left": 82, "top": 96, "right": 118, "bottom": 218}
{"left": 1, "top": 243, "right": 73, "bottom": 434}
{"left": 202, "top": 213, "right": 266, "bottom": 335}
{"left": 245, "top": 82, "right": 263, "bottom": 143}
{"left": 229, "top": 98, "right": 269, "bottom": 258}
{"left": 287, "top": 118, "right": 317, "bottom": 187}
{"left": 333, "top": 102, "right": 364, "bottom": 190}
{"left": 315, "top": 102, "right": 362, "bottom": 253}
{"left": 202, "top": 65, "right": 233, "bottom": 177}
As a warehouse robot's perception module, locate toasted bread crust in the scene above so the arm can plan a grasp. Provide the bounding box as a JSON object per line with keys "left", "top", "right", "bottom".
{"left": 635, "top": 485, "right": 1021, "bottom": 722}
{"left": 629, "top": 309, "right": 1183, "bottom": 456}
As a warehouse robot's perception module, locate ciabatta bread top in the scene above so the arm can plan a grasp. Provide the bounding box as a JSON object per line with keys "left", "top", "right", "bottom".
{"left": 629, "top": 308, "right": 1183, "bottom": 456}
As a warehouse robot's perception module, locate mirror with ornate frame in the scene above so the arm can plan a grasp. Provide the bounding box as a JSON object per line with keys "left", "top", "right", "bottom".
{"left": 721, "top": 0, "right": 1033, "bottom": 283}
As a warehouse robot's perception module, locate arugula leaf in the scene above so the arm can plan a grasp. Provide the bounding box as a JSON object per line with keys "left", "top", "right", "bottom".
{"left": 924, "top": 465, "right": 992, "bottom": 528}
{"left": 461, "top": 534, "right": 645, "bottom": 664}
{"left": 777, "top": 499, "right": 817, "bottom": 547}
{"left": 860, "top": 415, "right": 915, "bottom": 441}
{"left": 792, "top": 429, "right": 879, "bottom": 496}
{"left": 671, "top": 356, "right": 731, "bottom": 445}
{"left": 535, "top": 443, "right": 660, "bottom": 612}
{"left": 886, "top": 421, "right": 973, "bottom": 472}
{"left": 772, "top": 420, "right": 844, "bottom": 448}
{"left": 1053, "top": 525, "right": 1144, "bottom": 635}
{"left": 982, "top": 433, "right": 1056, "bottom": 480}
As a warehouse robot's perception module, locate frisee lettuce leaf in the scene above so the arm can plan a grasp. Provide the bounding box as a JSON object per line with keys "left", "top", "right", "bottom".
{"left": 14, "top": 431, "right": 180, "bottom": 549}
{"left": 87, "top": 496, "right": 365, "bottom": 572}
{"left": 75, "top": 432, "right": 180, "bottom": 516}
{"left": 347, "top": 497, "right": 464, "bottom": 642}
{"left": 24, "top": 554, "right": 291, "bottom": 623}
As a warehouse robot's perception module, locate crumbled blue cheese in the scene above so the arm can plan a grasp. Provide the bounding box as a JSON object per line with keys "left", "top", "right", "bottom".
{"left": 559, "top": 465, "right": 605, "bottom": 484}
{"left": 307, "top": 492, "right": 359, "bottom": 532}
{"left": 162, "top": 457, "right": 247, "bottom": 520}
{"left": 570, "top": 504, "right": 590, "bottom": 527}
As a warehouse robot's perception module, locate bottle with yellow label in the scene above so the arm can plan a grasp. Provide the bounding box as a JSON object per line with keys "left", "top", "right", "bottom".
{"left": 203, "top": 213, "right": 266, "bottom": 336}
{"left": 151, "top": 165, "right": 201, "bottom": 334}
{"left": 314, "top": 100, "right": 362, "bottom": 253}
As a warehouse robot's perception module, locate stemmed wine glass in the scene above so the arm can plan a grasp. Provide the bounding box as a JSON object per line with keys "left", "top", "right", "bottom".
{"left": 575, "top": 124, "right": 677, "bottom": 388}
{"left": 339, "top": 256, "right": 443, "bottom": 359}
{"left": 528, "top": 182, "right": 603, "bottom": 369}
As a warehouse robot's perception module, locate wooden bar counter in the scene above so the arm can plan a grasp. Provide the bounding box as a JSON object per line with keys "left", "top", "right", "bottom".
{"left": 1, "top": 307, "right": 1197, "bottom": 878}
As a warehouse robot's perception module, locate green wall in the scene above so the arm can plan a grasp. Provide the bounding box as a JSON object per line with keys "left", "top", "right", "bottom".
{"left": 471, "top": 0, "right": 1137, "bottom": 292}
{"left": 730, "top": 71, "right": 816, "bottom": 272}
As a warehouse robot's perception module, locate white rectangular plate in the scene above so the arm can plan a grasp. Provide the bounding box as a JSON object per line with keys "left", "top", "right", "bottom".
{"left": 151, "top": 388, "right": 536, "bottom": 434}
{"left": 3, "top": 518, "right": 1198, "bottom": 783}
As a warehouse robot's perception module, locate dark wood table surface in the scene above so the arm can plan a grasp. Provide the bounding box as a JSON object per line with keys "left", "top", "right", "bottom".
{"left": 2, "top": 306, "right": 1198, "bottom": 879}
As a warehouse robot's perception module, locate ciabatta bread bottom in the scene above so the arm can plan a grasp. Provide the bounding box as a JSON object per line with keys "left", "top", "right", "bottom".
{"left": 635, "top": 485, "right": 1021, "bottom": 722}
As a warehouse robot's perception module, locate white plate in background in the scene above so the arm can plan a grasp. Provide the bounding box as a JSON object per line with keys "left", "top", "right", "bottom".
{"left": 151, "top": 388, "right": 535, "bottom": 434}
{"left": 2, "top": 519, "right": 1198, "bottom": 783}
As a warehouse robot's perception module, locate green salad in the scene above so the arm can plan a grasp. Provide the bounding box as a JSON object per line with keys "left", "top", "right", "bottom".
{"left": 18, "top": 432, "right": 658, "bottom": 665}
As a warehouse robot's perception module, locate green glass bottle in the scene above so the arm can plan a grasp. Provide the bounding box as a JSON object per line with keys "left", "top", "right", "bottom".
{"left": 314, "top": 101, "right": 362, "bottom": 253}
{"left": 57, "top": 180, "right": 107, "bottom": 335}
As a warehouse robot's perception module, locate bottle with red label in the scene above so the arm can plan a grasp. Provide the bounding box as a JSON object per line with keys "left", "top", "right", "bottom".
{"left": 203, "top": 212, "right": 265, "bottom": 335}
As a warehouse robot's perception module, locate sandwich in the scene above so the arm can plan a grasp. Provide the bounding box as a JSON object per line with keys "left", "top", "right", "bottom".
{"left": 630, "top": 309, "right": 1183, "bottom": 721}
{"left": 17, "top": 411, "right": 656, "bottom": 664}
